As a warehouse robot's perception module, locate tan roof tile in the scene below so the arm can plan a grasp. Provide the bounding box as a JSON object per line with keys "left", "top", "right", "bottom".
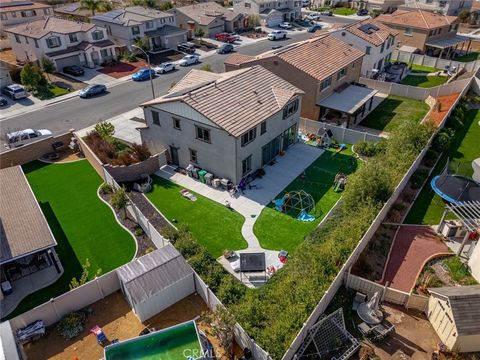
{"left": 174, "top": 2, "right": 241, "bottom": 26}
{"left": 342, "top": 19, "right": 399, "bottom": 46}
{"left": 376, "top": 9, "right": 457, "bottom": 30}
{"left": 224, "top": 53, "right": 255, "bottom": 66}
{"left": 0, "top": 0, "right": 51, "bottom": 13}
{"left": 5, "top": 16, "right": 96, "bottom": 39}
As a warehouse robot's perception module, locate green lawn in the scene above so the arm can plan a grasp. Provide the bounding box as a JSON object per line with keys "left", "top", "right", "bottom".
{"left": 401, "top": 75, "right": 448, "bottom": 88}
{"left": 145, "top": 176, "right": 247, "bottom": 257}
{"left": 454, "top": 52, "right": 480, "bottom": 62}
{"left": 332, "top": 7, "right": 356, "bottom": 15}
{"left": 36, "top": 84, "right": 70, "bottom": 100}
{"left": 405, "top": 109, "right": 480, "bottom": 225}
{"left": 409, "top": 64, "right": 441, "bottom": 74}
{"left": 254, "top": 147, "right": 359, "bottom": 253}
{"left": 5, "top": 160, "right": 135, "bottom": 319}
{"left": 359, "top": 95, "right": 430, "bottom": 132}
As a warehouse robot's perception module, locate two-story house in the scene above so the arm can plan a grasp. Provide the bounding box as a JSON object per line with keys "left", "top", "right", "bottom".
{"left": 171, "top": 2, "right": 246, "bottom": 38}
{"left": 376, "top": 9, "right": 470, "bottom": 58}
{"left": 331, "top": 19, "right": 398, "bottom": 78}
{"left": 5, "top": 17, "right": 116, "bottom": 69}
{"left": 401, "top": 0, "right": 473, "bottom": 16}
{"left": 0, "top": 0, "right": 53, "bottom": 36}
{"left": 140, "top": 66, "right": 304, "bottom": 184}
{"left": 350, "top": 0, "right": 404, "bottom": 13}
{"left": 233, "top": 0, "right": 302, "bottom": 27}
{"left": 225, "top": 35, "right": 376, "bottom": 127}
{"left": 91, "top": 7, "right": 187, "bottom": 52}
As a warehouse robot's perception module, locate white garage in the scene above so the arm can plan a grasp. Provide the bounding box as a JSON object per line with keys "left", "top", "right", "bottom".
{"left": 117, "top": 244, "right": 195, "bottom": 322}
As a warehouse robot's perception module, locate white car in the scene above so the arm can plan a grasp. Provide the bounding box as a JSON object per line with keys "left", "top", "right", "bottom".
{"left": 6, "top": 128, "right": 52, "bottom": 148}
{"left": 267, "top": 30, "right": 287, "bottom": 40}
{"left": 179, "top": 55, "right": 200, "bottom": 66}
{"left": 279, "top": 22, "right": 293, "bottom": 29}
{"left": 305, "top": 13, "right": 320, "bottom": 20}
{"left": 154, "top": 62, "right": 176, "bottom": 74}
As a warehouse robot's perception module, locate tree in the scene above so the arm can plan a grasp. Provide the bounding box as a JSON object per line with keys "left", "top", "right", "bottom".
{"left": 41, "top": 57, "right": 56, "bottom": 81}
{"left": 194, "top": 27, "right": 205, "bottom": 40}
{"left": 200, "top": 64, "right": 212, "bottom": 72}
{"left": 158, "top": 1, "right": 173, "bottom": 10}
{"left": 20, "top": 63, "right": 42, "bottom": 91}
{"left": 110, "top": 186, "right": 129, "bottom": 218}
{"left": 80, "top": 0, "right": 111, "bottom": 16}
{"left": 458, "top": 9, "right": 471, "bottom": 23}
{"left": 201, "top": 307, "right": 236, "bottom": 359}
{"left": 70, "top": 258, "right": 102, "bottom": 289}
{"left": 134, "top": 36, "right": 150, "bottom": 52}
{"left": 94, "top": 120, "right": 115, "bottom": 140}
{"left": 248, "top": 14, "right": 260, "bottom": 28}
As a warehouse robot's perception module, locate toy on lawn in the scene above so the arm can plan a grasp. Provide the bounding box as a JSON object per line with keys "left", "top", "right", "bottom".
{"left": 273, "top": 190, "right": 315, "bottom": 220}
{"left": 334, "top": 173, "right": 347, "bottom": 192}
{"left": 90, "top": 325, "right": 107, "bottom": 346}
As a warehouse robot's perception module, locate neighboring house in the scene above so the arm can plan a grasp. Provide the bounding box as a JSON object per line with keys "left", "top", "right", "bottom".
{"left": 350, "top": 0, "right": 404, "bottom": 12}
{"left": 427, "top": 285, "right": 480, "bottom": 353}
{"left": 0, "top": 166, "right": 63, "bottom": 318}
{"left": 54, "top": 2, "right": 107, "bottom": 22}
{"left": 171, "top": 2, "right": 246, "bottom": 39}
{"left": 0, "top": 67, "right": 13, "bottom": 88}
{"left": 331, "top": 19, "right": 398, "bottom": 77}
{"left": 91, "top": 7, "right": 187, "bottom": 52}
{"left": 140, "top": 66, "right": 304, "bottom": 184}
{"left": 5, "top": 17, "right": 116, "bottom": 69}
{"left": 225, "top": 35, "right": 373, "bottom": 127}
{"left": 376, "top": 9, "right": 469, "bottom": 57}
{"left": 0, "top": 0, "right": 53, "bottom": 36}
{"left": 401, "top": 0, "right": 473, "bottom": 16}
{"left": 233, "top": 0, "right": 302, "bottom": 27}
{"left": 470, "top": 0, "right": 480, "bottom": 25}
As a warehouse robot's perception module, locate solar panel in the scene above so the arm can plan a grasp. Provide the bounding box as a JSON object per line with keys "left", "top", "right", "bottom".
{"left": 358, "top": 23, "right": 380, "bottom": 35}
{"left": 65, "top": 3, "right": 80, "bottom": 12}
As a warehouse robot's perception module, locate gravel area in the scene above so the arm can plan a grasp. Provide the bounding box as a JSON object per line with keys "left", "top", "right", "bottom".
{"left": 128, "top": 190, "right": 173, "bottom": 232}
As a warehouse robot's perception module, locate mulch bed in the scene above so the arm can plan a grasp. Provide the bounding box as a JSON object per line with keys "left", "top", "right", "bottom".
{"left": 128, "top": 191, "right": 173, "bottom": 232}
{"left": 98, "top": 60, "right": 148, "bottom": 79}
{"left": 427, "top": 93, "right": 461, "bottom": 127}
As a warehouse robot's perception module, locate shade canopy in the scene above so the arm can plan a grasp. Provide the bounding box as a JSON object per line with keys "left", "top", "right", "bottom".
{"left": 318, "top": 85, "right": 378, "bottom": 115}
{"left": 425, "top": 35, "right": 471, "bottom": 49}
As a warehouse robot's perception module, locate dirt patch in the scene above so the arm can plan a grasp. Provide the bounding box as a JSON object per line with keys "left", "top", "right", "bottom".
{"left": 128, "top": 190, "right": 173, "bottom": 232}
{"left": 98, "top": 60, "right": 149, "bottom": 79}
{"left": 149, "top": 50, "right": 184, "bottom": 65}
{"left": 428, "top": 93, "right": 461, "bottom": 127}
{"left": 49, "top": 72, "right": 87, "bottom": 91}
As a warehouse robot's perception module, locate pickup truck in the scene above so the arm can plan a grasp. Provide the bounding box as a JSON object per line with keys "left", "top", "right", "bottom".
{"left": 214, "top": 32, "right": 237, "bottom": 43}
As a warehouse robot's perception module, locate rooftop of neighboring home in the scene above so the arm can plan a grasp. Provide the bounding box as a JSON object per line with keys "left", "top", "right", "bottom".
{"left": 0, "top": 166, "right": 56, "bottom": 265}
{"left": 174, "top": 2, "right": 242, "bottom": 25}
{"left": 341, "top": 18, "right": 399, "bottom": 46}
{"left": 141, "top": 65, "right": 304, "bottom": 137}
{"left": 54, "top": 2, "right": 103, "bottom": 19}
{"left": 91, "top": 6, "right": 171, "bottom": 26}
{"left": 224, "top": 34, "right": 364, "bottom": 81}
{"left": 4, "top": 16, "right": 96, "bottom": 38}
{"left": 0, "top": 0, "right": 51, "bottom": 13}
{"left": 376, "top": 9, "right": 458, "bottom": 30}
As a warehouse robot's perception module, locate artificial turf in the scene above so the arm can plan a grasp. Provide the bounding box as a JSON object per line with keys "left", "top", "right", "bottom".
{"left": 145, "top": 176, "right": 248, "bottom": 257}
{"left": 253, "top": 147, "right": 359, "bottom": 253}
{"left": 5, "top": 160, "right": 136, "bottom": 319}
{"left": 454, "top": 52, "right": 480, "bottom": 62}
{"left": 404, "top": 109, "right": 480, "bottom": 225}
{"left": 400, "top": 75, "right": 448, "bottom": 88}
{"left": 359, "top": 95, "right": 430, "bottom": 132}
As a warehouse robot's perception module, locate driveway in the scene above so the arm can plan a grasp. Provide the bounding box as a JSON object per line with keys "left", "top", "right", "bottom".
{"left": 0, "top": 95, "right": 42, "bottom": 122}
{"left": 62, "top": 67, "right": 116, "bottom": 84}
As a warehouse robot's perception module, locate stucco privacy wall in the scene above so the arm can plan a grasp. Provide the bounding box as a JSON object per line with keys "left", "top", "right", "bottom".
{"left": 392, "top": 50, "right": 480, "bottom": 73}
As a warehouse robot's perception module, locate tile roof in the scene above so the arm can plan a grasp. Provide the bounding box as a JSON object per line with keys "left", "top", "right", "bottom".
{"left": 224, "top": 53, "right": 255, "bottom": 66}
{"left": 91, "top": 6, "right": 171, "bottom": 26}
{"left": 376, "top": 9, "right": 458, "bottom": 30}
{"left": 54, "top": 2, "right": 98, "bottom": 17}
{"left": 341, "top": 18, "right": 399, "bottom": 46}
{"left": 0, "top": 0, "right": 51, "bottom": 13}
{"left": 5, "top": 16, "right": 96, "bottom": 38}
{"left": 142, "top": 65, "right": 304, "bottom": 137}
{"left": 0, "top": 166, "right": 56, "bottom": 264}
{"left": 46, "top": 39, "right": 114, "bottom": 57}
{"left": 174, "top": 2, "right": 241, "bottom": 26}
{"left": 144, "top": 24, "right": 186, "bottom": 37}
{"left": 429, "top": 285, "right": 480, "bottom": 336}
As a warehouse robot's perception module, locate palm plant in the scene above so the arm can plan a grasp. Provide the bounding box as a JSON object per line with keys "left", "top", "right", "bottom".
{"left": 80, "top": 0, "right": 112, "bottom": 16}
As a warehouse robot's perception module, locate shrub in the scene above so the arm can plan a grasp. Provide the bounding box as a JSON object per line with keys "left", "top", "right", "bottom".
{"left": 94, "top": 121, "right": 115, "bottom": 141}
{"left": 57, "top": 311, "right": 86, "bottom": 340}
{"left": 410, "top": 169, "right": 429, "bottom": 189}
{"left": 99, "top": 182, "right": 113, "bottom": 194}
{"left": 110, "top": 186, "right": 129, "bottom": 216}
{"left": 216, "top": 275, "right": 246, "bottom": 306}
{"left": 20, "top": 63, "right": 44, "bottom": 91}
{"left": 354, "top": 141, "right": 378, "bottom": 157}
{"left": 424, "top": 149, "right": 439, "bottom": 167}
{"left": 158, "top": 1, "right": 173, "bottom": 10}
{"left": 131, "top": 143, "right": 152, "bottom": 161}
{"left": 432, "top": 129, "right": 453, "bottom": 152}
{"left": 122, "top": 52, "right": 137, "bottom": 62}
{"left": 134, "top": 226, "right": 144, "bottom": 236}
{"left": 200, "top": 64, "right": 212, "bottom": 72}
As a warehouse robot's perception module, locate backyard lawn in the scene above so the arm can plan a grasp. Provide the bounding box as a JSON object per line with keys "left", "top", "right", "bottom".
{"left": 409, "top": 64, "right": 441, "bottom": 74}
{"left": 6, "top": 160, "right": 136, "bottom": 319}
{"left": 454, "top": 52, "right": 480, "bottom": 62}
{"left": 145, "top": 176, "right": 247, "bottom": 257}
{"left": 401, "top": 75, "right": 448, "bottom": 88}
{"left": 405, "top": 109, "right": 480, "bottom": 225}
{"left": 359, "top": 95, "right": 430, "bottom": 132}
{"left": 254, "top": 147, "right": 359, "bottom": 253}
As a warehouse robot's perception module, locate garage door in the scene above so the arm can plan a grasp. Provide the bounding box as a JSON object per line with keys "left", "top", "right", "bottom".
{"left": 55, "top": 54, "right": 82, "bottom": 71}
{"left": 208, "top": 25, "right": 224, "bottom": 37}
{"left": 165, "top": 33, "right": 186, "bottom": 50}
{"left": 267, "top": 16, "right": 283, "bottom": 27}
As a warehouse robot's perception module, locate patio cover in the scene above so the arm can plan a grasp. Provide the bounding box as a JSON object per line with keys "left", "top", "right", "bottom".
{"left": 425, "top": 35, "right": 471, "bottom": 49}
{"left": 399, "top": 45, "right": 419, "bottom": 53}
{"left": 318, "top": 85, "right": 378, "bottom": 115}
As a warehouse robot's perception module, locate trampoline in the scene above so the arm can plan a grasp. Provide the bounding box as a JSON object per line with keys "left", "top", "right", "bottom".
{"left": 431, "top": 174, "right": 480, "bottom": 204}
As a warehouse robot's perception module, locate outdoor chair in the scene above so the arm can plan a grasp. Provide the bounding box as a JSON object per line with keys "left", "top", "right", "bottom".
{"left": 352, "top": 292, "right": 367, "bottom": 311}
{"left": 370, "top": 323, "right": 395, "bottom": 341}
{"left": 357, "top": 322, "right": 373, "bottom": 337}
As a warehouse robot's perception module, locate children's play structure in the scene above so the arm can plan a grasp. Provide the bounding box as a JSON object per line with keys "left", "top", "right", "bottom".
{"left": 274, "top": 190, "right": 316, "bottom": 221}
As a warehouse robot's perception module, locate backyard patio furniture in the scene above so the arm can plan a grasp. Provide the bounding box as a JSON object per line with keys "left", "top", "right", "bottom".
{"left": 357, "top": 322, "right": 373, "bottom": 337}
{"left": 52, "top": 141, "right": 65, "bottom": 152}
{"left": 17, "top": 320, "right": 46, "bottom": 344}
{"left": 370, "top": 323, "right": 395, "bottom": 341}
{"left": 352, "top": 292, "right": 367, "bottom": 311}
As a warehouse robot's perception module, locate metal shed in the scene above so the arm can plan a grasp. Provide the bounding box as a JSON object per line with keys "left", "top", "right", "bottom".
{"left": 116, "top": 244, "right": 195, "bottom": 322}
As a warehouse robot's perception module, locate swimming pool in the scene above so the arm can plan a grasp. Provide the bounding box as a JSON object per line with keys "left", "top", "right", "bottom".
{"left": 105, "top": 320, "right": 203, "bottom": 360}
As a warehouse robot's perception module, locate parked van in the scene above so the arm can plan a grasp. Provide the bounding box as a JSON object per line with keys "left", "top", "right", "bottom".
{"left": 2, "top": 84, "right": 27, "bottom": 100}
{"left": 6, "top": 128, "right": 52, "bottom": 147}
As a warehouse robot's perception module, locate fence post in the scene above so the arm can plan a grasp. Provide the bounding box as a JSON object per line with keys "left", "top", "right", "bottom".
{"left": 50, "top": 299, "right": 61, "bottom": 321}
{"left": 381, "top": 282, "right": 388, "bottom": 302}
{"left": 206, "top": 285, "right": 211, "bottom": 308}
{"left": 95, "top": 276, "right": 105, "bottom": 298}
{"left": 342, "top": 127, "right": 346, "bottom": 143}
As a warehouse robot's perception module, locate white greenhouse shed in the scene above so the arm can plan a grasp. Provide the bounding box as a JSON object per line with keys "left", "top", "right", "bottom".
{"left": 116, "top": 244, "right": 195, "bottom": 322}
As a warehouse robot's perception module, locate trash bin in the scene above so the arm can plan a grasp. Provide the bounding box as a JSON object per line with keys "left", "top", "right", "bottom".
{"left": 220, "top": 178, "right": 230, "bottom": 189}
{"left": 186, "top": 164, "right": 195, "bottom": 177}
{"left": 192, "top": 167, "right": 200, "bottom": 179}
{"left": 213, "top": 178, "right": 221, "bottom": 188}
{"left": 198, "top": 170, "right": 208, "bottom": 183}
{"left": 205, "top": 173, "right": 213, "bottom": 185}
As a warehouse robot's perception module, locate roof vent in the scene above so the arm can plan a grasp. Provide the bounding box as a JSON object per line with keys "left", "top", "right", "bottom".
{"left": 342, "top": 31, "right": 346, "bottom": 36}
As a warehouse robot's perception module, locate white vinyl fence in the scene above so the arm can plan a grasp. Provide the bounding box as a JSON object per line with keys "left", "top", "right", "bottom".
{"left": 299, "top": 119, "right": 382, "bottom": 144}
{"left": 392, "top": 50, "right": 480, "bottom": 73}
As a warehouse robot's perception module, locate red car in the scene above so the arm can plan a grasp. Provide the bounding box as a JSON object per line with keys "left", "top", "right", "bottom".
{"left": 214, "top": 32, "right": 236, "bottom": 43}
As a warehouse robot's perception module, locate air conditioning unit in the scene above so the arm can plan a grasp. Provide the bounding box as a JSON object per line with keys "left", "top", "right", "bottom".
{"left": 441, "top": 220, "right": 459, "bottom": 237}
{"left": 455, "top": 227, "right": 468, "bottom": 239}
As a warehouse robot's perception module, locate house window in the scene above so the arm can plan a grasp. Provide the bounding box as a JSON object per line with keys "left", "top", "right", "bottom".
{"left": 25, "top": 37, "right": 29, "bottom": 44}
{"left": 69, "top": 33, "right": 78, "bottom": 43}
{"left": 11, "top": 11, "right": 17, "bottom": 18}
{"left": 242, "top": 155, "right": 252, "bottom": 176}
{"left": 365, "top": 46, "right": 371, "bottom": 55}
{"left": 429, "top": 30, "right": 434, "bottom": 36}
{"left": 260, "top": 121, "right": 266, "bottom": 135}
{"left": 34, "top": 39, "right": 38, "bottom": 48}
{"left": 132, "top": 26, "right": 140, "bottom": 35}
{"left": 337, "top": 67, "right": 347, "bottom": 80}
{"left": 14, "top": 34, "right": 20, "bottom": 43}
{"left": 106, "top": 25, "right": 112, "bottom": 35}
{"left": 320, "top": 76, "right": 332, "bottom": 91}
{"left": 92, "top": 30, "right": 104, "bottom": 40}
{"left": 43, "top": 8, "right": 51, "bottom": 15}
{"left": 196, "top": 126, "right": 210, "bottom": 143}
{"left": 404, "top": 27, "right": 413, "bottom": 36}
{"left": 46, "top": 36, "right": 61, "bottom": 48}
{"left": 21, "top": 10, "right": 37, "bottom": 17}
{"left": 283, "top": 98, "right": 299, "bottom": 119}
{"left": 173, "top": 117, "right": 181, "bottom": 130}
{"left": 0, "top": 13, "right": 6, "bottom": 20}
{"left": 437, "top": 28, "right": 442, "bottom": 35}
{"left": 146, "top": 21, "right": 154, "bottom": 29}
{"left": 241, "top": 127, "right": 257, "bottom": 146}
{"left": 152, "top": 110, "right": 160, "bottom": 125}
{"left": 380, "top": 43, "right": 385, "bottom": 53}
{"left": 245, "top": 2, "right": 251, "bottom": 7}
{"left": 189, "top": 149, "right": 198, "bottom": 163}
{"left": 100, "top": 49, "right": 109, "bottom": 57}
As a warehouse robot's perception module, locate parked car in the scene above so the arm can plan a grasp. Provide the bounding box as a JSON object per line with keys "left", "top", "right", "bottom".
{"left": 1, "top": 84, "right": 27, "bottom": 100}
{"left": 214, "top": 32, "right": 237, "bottom": 43}
{"left": 132, "top": 68, "right": 156, "bottom": 81}
{"left": 227, "top": 32, "right": 241, "bottom": 41}
{"left": 217, "top": 43, "right": 234, "bottom": 54}
{"left": 320, "top": 10, "right": 333, "bottom": 16}
{"left": 79, "top": 84, "right": 107, "bottom": 98}
{"left": 279, "top": 22, "right": 293, "bottom": 29}
{"left": 6, "top": 128, "right": 52, "bottom": 147}
{"left": 154, "top": 62, "right": 176, "bottom": 74}
{"left": 179, "top": 55, "right": 200, "bottom": 66}
{"left": 305, "top": 13, "right": 320, "bottom": 20}
{"left": 307, "top": 24, "right": 322, "bottom": 33}
{"left": 177, "top": 42, "right": 196, "bottom": 54}
{"left": 0, "top": 96, "right": 7, "bottom": 106}
{"left": 357, "top": 9, "right": 369, "bottom": 16}
{"left": 267, "top": 30, "right": 287, "bottom": 40}
{"left": 63, "top": 65, "right": 84, "bottom": 77}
